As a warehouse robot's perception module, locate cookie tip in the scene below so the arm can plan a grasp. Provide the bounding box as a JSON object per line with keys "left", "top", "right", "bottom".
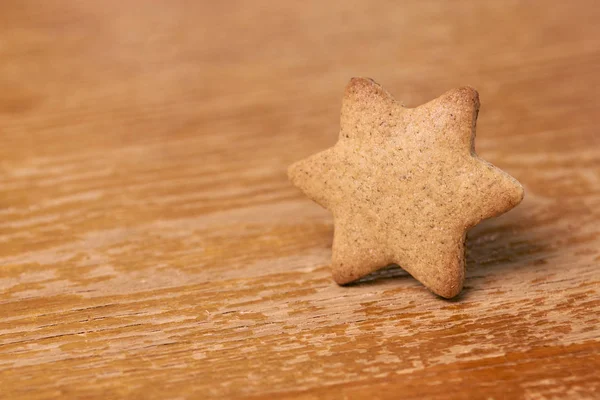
{"left": 343, "top": 77, "right": 396, "bottom": 111}
{"left": 501, "top": 172, "right": 525, "bottom": 209}
{"left": 427, "top": 86, "right": 480, "bottom": 117}
{"left": 513, "top": 179, "right": 525, "bottom": 206}
{"left": 345, "top": 77, "right": 379, "bottom": 96}
{"left": 454, "top": 86, "right": 480, "bottom": 109}
{"left": 435, "top": 282, "right": 464, "bottom": 299}
{"left": 332, "top": 268, "right": 353, "bottom": 285}
{"left": 348, "top": 76, "right": 377, "bottom": 86}
{"left": 428, "top": 273, "right": 464, "bottom": 299}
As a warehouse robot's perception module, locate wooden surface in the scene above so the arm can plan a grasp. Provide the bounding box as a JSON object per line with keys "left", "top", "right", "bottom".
{"left": 1, "top": 1, "right": 599, "bottom": 399}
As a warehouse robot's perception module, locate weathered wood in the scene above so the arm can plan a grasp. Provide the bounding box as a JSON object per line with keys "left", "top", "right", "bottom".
{"left": 0, "top": 1, "right": 599, "bottom": 398}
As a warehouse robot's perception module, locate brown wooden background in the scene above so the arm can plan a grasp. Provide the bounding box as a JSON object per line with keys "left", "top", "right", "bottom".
{"left": 1, "top": 1, "right": 599, "bottom": 399}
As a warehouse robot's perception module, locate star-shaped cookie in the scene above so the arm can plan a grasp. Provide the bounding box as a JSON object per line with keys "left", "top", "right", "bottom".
{"left": 289, "top": 78, "right": 524, "bottom": 298}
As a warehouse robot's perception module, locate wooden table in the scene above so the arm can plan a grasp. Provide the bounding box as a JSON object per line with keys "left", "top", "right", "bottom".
{"left": 1, "top": 1, "right": 599, "bottom": 399}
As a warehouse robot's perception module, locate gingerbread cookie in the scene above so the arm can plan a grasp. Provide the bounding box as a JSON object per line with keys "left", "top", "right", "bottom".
{"left": 289, "top": 78, "right": 524, "bottom": 298}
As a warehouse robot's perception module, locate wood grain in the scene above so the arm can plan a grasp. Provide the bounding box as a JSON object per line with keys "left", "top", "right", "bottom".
{"left": 1, "top": 1, "right": 599, "bottom": 399}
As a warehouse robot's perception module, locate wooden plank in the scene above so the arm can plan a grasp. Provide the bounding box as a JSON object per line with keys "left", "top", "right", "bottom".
{"left": 0, "top": 1, "right": 599, "bottom": 398}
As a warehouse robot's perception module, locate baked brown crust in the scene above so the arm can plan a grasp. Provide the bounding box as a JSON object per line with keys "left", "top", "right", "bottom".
{"left": 289, "top": 78, "right": 524, "bottom": 298}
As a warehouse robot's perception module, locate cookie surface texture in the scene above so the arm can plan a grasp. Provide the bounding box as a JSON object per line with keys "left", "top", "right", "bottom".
{"left": 288, "top": 78, "right": 524, "bottom": 298}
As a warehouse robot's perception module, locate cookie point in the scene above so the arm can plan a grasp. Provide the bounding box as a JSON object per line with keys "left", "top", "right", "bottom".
{"left": 349, "top": 76, "right": 376, "bottom": 85}
{"left": 438, "top": 288, "right": 461, "bottom": 299}
{"left": 456, "top": 86, "right": 480, "bottom": 107}
{"left": 512, "top": 179, "right": 526, "bottom": 206}
{"left": 346, "top": 77, "right": 378, "bottom": 94}
{"left": 433, "top": 277, "right": 464, "bottom": 299}
{"left": 331, "top": 266, "right": 356, "bottom": 285}
{"left": 287, "top": 160, "right": 303, "bottom": 184}
{"left": 343, "top": 77, "right": 396, "bottom": 108}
